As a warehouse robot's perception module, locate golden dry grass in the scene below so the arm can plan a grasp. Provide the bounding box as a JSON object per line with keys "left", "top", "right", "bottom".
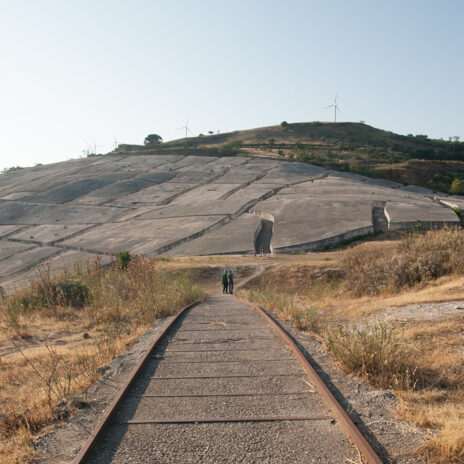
{"left": 0, "top": 256, "right": 204, "bottom": 464}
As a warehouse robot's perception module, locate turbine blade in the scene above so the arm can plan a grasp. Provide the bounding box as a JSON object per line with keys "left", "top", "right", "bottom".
{"left": 336, "top": 106, "right": 343, "bottom": 113}
{"left": 324, "top": 104, "right": 334, "bottom": 109}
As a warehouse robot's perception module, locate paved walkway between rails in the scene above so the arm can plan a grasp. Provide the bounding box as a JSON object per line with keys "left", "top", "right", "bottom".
{"left": 87, "top": 295, "right": 358, "bottom": 463}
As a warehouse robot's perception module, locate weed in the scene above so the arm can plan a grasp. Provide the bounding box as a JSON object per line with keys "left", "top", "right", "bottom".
{"left": 325, "top": 323, "right": 420, "bottom": 389}
{"left": 292, "top": 306, "right": 321, "bottom": 332}
{"left": 117, "top": 250, "right": 131, "bottom": 269}
{"left": 243, "top": 287, "right": 321, "bottom": 333}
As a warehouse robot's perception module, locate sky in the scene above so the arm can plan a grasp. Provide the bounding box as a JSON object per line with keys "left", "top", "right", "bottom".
{"left": 0, "top": 0, "right": 463, "bottom": 171}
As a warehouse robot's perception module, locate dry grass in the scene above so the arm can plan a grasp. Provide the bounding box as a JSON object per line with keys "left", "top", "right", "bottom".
{"left": 325, "top": 323, "right": 422, "bottom": 390}
{"left": 240, "top": 229, "right": 464, "bottom": 463}
{"left": 341, "top": 228, "right": 464, "bottom": 296}
{"left": 242, "top": 287, "right": 321, "bottom": 333}
{"left": 0, "top": 256, "right": 204, "bottom": 464}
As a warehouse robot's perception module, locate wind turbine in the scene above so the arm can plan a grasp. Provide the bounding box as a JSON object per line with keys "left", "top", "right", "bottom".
{"left": 178, "top": 120, "right": 193, "bottom": 138}
{"left": 324, "top": 93, "right": 342, "bottom": 122}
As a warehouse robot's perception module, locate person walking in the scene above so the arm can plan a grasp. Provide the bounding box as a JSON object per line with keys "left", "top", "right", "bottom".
{"left": 222, "top": 270, "right": 229, "bottom": 294}
{"left": 228, "top": 270, "right": 234, "bottom": 294}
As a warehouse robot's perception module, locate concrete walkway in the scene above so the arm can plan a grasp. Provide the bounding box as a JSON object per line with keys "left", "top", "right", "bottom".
{"left": 86, "top": 295, "right": 357, "bottom": 463}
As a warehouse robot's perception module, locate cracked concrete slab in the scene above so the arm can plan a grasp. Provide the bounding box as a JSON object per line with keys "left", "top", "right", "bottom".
{"left": 27, "top": 173, "right": 129, "bottom": 204}
{"left": 0, "top": 201, "right": 124, "bottom": 225}
{"left": 0, "top": 225, "right": 26, "bottom": 238}
{"left": 167, "top": 214, "right": 262, "bottom": 255}
{"left": 0, "top": 245, "right": 61, "bottom": 277}
{"left": 134, "top": 199, "right": 250, "bottom": 220}
{"left": 110, "top": 182, "right": 200, "bottom": 206}
{"left": 61, "top": 216, "right": 228, "bottom": 255}
{"left": 0, "top": 240, "right": 37, "bottom": 260}
{"left": 9, "top": 224, "right": 94, "bottom": 244}
{"left": 171, "top": 184, "right": 241, "bottom": 205}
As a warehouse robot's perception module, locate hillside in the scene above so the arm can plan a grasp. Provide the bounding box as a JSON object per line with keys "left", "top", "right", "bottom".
{"left": 117, "top": 122, "right": 464, "bottom": 194}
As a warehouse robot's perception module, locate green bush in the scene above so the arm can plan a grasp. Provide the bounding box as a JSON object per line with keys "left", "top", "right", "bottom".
{"left": 117, "top": 250, "right": 131, "bottom": 269}
{"left": 55, "top": 280, "right": 89, "bottom": 308}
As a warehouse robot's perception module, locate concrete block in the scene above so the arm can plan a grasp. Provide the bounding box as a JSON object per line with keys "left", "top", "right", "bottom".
{"left": 61, "top": 216, "right": 227, "bottom": 255}
{"left": 27, "top": 173, "right": 129, "bottom": 204}
{"left": 167, "top": 214, "right": 262, "bottom": 255}
{"left": 0, "top": 201, "right": 123, "bottom": 224}
{"left": 385, "top": 201, "right": 461, "bottom": 231}
{"left": 0, "top": 246, "right": 61, "bottom": 277}
{"left": 10, "top": 224, "right": 94, "bottom": 244}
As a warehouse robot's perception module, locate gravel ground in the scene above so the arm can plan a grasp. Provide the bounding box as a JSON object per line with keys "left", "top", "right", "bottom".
{"left": 33, "top": 294, "right": 427, "bottom": 464}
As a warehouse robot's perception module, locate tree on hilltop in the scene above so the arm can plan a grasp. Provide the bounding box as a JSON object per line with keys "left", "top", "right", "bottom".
{"left": 144, "top": 133, "right": 163, "bottom": 145}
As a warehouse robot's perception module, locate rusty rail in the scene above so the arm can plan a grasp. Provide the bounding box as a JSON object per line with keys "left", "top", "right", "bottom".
{"left": 235, "top": 295, "right": 383, "bottom": 464}
{"left": 71, "top": 300, "right": 200, "bottom": 464}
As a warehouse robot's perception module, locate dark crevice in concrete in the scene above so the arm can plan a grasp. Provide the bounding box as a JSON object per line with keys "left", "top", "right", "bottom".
{"left": 254, "top": 219, "right": 273, "bottom": 254}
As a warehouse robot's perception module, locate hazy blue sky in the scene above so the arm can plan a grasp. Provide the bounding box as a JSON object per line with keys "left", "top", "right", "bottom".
{"left": 0, "top": 0, "right": 463, "bottom": 171}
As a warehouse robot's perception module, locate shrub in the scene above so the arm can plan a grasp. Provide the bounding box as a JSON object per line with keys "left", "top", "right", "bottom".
{"left": 280, "top": 121, "right": 288, "bottom": 129}
{"left": 449, "top": 178, "right": 464, "bottom": 195}
{"left": 325, "top": 323, "right": 420, "bottom": 389}
{"left": 292, "top": 306, "right": 321, "bottom": 332}
{"left": 341, "top": 229, "right": 464, "bottom": 296}
{"left": 217, "top": 140, "right": 242, "bottom": 156}
{"left": 268, "top": 138, "right": 275, "bottom": 145}
{"left": 117, "top": 250, "right": 131, "bottom": 269}
{"left": 55, "top": 280, "right": 89, "bottom": 308}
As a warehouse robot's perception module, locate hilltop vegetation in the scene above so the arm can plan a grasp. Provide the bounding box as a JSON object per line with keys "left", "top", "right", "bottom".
{"left": 133, "top": 122, "right": 464, "bottom": 194}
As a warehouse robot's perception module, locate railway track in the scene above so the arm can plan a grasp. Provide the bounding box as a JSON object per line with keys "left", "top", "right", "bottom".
{"left": 73, "top": 295, "right": 382, "bottom": 463}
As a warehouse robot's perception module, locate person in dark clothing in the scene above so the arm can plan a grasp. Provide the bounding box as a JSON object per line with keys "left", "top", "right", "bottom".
{"left": 228, "top": 270, "right": 234, "bottom": 294}
{"left": 222, "top": 270, "right": 229, "bottom": 294}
